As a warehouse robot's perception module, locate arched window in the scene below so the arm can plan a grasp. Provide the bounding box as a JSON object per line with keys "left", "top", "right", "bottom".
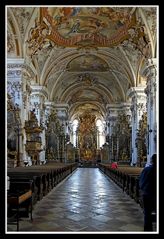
{"left": 72, "top": 119, "right": 78, "bottom": 147}
{"left": 96, "top": 119, "right": 105, "bottom": 148}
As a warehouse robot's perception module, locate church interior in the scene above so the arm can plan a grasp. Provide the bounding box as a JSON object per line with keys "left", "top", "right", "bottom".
{"left": 6, "top": 6, "right": 158, "bottom": 233}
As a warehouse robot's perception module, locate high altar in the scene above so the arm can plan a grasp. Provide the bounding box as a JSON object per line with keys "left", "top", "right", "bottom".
{"left": 78, "top": 113, "right": 97, "bottom": 163}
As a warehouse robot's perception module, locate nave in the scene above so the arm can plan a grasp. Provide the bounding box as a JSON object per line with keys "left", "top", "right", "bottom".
{"left": 6, "top": 6, "right": 158, "bottom": 235}
{"left": 7, "top": 168, "right": 145, "bottom": 233}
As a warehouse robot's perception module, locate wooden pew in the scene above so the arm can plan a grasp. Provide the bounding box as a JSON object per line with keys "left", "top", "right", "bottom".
{"left": 98, "top": 163, "right": 143, "bottom": 205}
{"left": 7, "top": 163, "right": 78, "bottom": 206}
{"left": 8, "top": 177, "right": 38, "bottom": 205}
{"left": 7, "top": 181, "right": 33, "bottom": 231}
{"left": 8, "top": 171, "right": 44, "bottom": 203}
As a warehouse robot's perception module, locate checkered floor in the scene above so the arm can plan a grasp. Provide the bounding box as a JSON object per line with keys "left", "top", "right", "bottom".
{"left": 7, "top": 168, "right": 155, "bottom": 233}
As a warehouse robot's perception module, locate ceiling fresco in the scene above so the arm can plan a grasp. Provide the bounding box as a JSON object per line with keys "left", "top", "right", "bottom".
{"left": 68, "top": 89, "right": 104, "bottom": 103}
{"left": 41, "top": 7, "right": 136, "bottom": 48}
{"left": 47, "top": 7, "right": 132, "bottom": 38}
{"left": 66, "top": 55, "right": 109, "bottom": 72}
{"left": 7, "top": 6, "right": 157, "bottom": 121}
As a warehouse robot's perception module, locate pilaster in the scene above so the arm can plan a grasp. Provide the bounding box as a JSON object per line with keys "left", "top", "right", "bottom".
{"left": 143, "top": 58, "right": 157, "bottom": 163}
{"left": 127, "top": 87, "right": 147, "bottom": 166}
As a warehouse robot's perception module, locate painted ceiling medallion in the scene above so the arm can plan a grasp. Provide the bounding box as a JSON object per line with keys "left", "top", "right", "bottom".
{"left": 67, "top": 55, "right": 109, "bottom": 72}
{"left": 27, "top": 7, "right": 137, "bottom": 55}
{"left": 43, "top": 7, "right": 136, "bottom": 47}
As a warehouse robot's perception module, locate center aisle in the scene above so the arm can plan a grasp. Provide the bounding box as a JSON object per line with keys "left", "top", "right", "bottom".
{"left": 9, "top": 168, "right": 144, "bottom": 232}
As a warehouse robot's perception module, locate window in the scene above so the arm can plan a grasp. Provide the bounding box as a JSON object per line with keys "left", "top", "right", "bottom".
{"left": 72, "top": 119, "right": 78, "bottom": 147}
{"left": 96, "top": 119, "right": 105, "bottom": 148}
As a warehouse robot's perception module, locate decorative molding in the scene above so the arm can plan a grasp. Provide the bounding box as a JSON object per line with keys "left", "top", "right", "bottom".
{"left": 142, "top": 58, "right": 157, "bottom": 79}
{"left": 7, "top": 30, "right": 16, "bottom": 54}
{"left": 31, "top": 86, "right": 49, "bottom": 99}
{"left": 7, "top": 60, "right": 36, "bottom": 79}
{"left": 7, "top": 70, "right": 22, "bottom": 77}
{"left": 7, "top": 81, "right": 22, "bottom": 99}
{"left": 7, "top": 58, "right": 24, "bottom": 65}
{"left": 136, "top": 102, "right": 146, "bottom": 115}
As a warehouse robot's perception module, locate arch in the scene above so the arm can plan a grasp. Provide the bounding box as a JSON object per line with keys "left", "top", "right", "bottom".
{"left": 138, "top": 8, "right": 156, "bottom": 59}
{"left": 7, "top": 8, "right": 23, "bottom": 57}
{"left": 58, "top": 82, "right": 114, "bottom": 104}
{"left": 24, "top": 8, "right": 39, "bottom": 56}
{"left": 42, "top": 50, "right": 79, "bottom": 86}
{"left": 97, "top": 49, "right": 135, "bottom": 87}
{"left": 69, "top": 101, "right": 106, "bottom": 121}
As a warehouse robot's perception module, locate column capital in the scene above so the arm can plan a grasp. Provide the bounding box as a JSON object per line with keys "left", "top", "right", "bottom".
{"left": 106, "top": 103, "right": 121, "bottom": 111}
{"left": 44, "top": 102, "right": 57, "bottom": 121}
{"left": 146, "top": 58, "right": 157, "bottom": 68}
{"left": 54, "top": 103, "right": 69, "bottom": 110}
{"left": 106, "top": 104, "right": 120, "bottom": 119}
{"left": 127, "top": 86, "right": 146, "bottom": 97}
{"left": 120, "top": 103, "right": 132, "bottom": 119}
{"left": 55, "top": 104, "right": 69, "bottom": 120}
{"left": 7, "top": 58, "right": 24, "bottom": 66}
{"left": 31, "top": 85, "right": 49, "bottom": 99}
{"left": 7, "top": 59, "right": 25, "bottom": 79}
{"left": 44, "top": 101, "right": 55, "bottom": 108}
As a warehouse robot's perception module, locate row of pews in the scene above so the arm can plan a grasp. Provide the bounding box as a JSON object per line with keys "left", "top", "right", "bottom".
{"left": 7, "top": 162, "right": 77, "bottom": 231}
{"left": 98, "top": 163, "right": 143, "bottom": 205}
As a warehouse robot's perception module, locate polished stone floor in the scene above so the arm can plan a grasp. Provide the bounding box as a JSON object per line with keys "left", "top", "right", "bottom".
{"left": 7, "top": 168, "right": 148, "bottom": 233}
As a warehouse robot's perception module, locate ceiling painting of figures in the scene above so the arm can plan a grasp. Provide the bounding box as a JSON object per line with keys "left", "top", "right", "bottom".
{"left": 66, "top": 55, "right": 109, "bottom": 72}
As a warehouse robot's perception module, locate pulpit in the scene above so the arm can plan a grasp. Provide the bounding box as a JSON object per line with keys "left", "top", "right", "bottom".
{"left": 25, "top": 110, "right": 43, "bottom": 165}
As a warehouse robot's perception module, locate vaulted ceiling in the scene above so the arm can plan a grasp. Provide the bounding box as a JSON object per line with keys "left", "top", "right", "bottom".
{"left": 7, "top": 6, "right": 157, "bottom": 121}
